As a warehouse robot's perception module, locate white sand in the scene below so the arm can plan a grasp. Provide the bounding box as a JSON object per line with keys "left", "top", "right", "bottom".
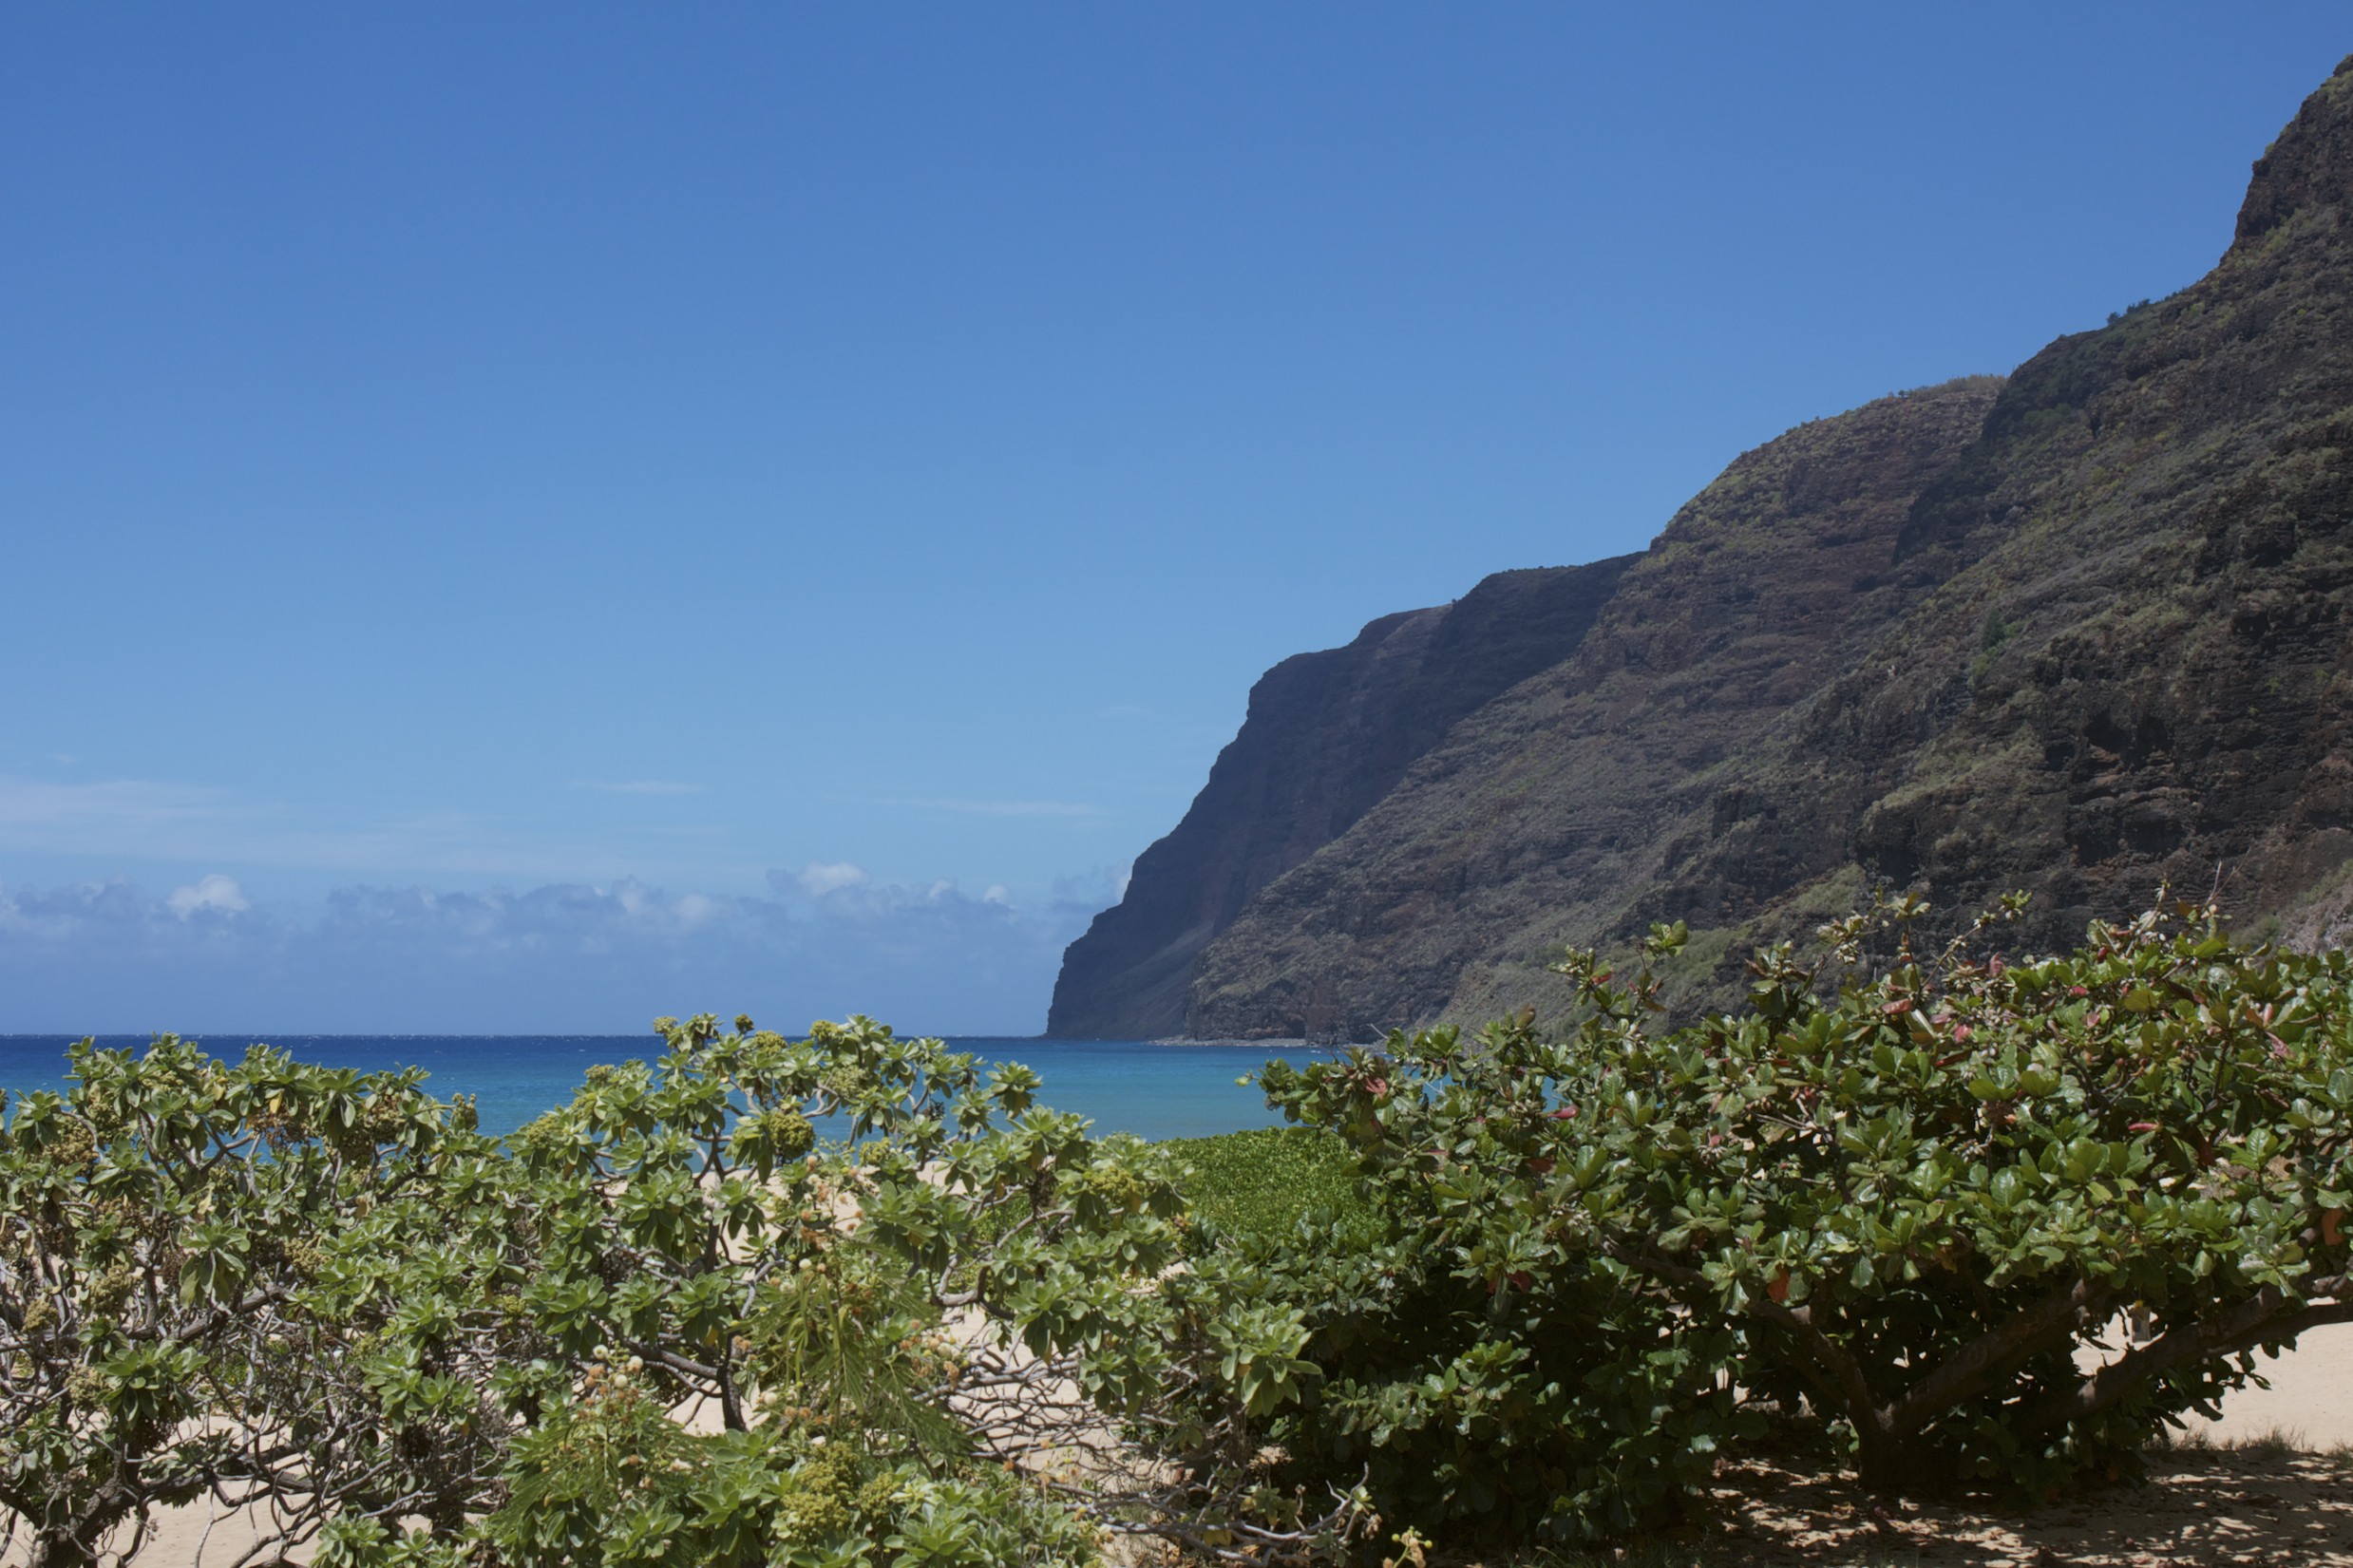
{"left": 1, "top": 1499, "right": 309, "bottom": 1568}
{"left": 2184, "top": 1319, "right": 2353, "bottom": 1447}
{"left": 28, "top": 1320, "right": 2347, "bottom": 1562}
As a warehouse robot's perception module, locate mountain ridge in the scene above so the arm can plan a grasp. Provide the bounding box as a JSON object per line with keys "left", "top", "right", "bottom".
{"left": 1046, "top": 556, "right": 1633, "bottom": 1037}
{"left": 1187, "top": 376, "right": 2007, "bottom": 1037}
{"left": 1053, "top": 53, "right": 2353, "bottom": 1040}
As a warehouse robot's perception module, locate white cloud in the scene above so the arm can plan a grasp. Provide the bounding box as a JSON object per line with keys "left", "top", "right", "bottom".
{"left": 166, "top": 875, "right": 249, "bottom": 917}
{"left": 796, "top": 860, "right": 871, "bottom": 896}
{"left": 0, "top": 867, "right": 1104, "bottom": 1035}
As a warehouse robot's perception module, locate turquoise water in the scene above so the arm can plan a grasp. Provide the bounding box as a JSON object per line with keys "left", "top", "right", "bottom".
{"left": 0, "top": 1034, "right": 1325, "bottom": 1142}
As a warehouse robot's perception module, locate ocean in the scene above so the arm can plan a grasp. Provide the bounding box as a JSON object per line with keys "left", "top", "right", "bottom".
{"left": 0, "top": 1033, "right": 1329, "bottom": 1142}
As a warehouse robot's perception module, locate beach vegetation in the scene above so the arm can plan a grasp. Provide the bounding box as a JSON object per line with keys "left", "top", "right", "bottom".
{"left": 4, "top": 898, "right": 2351, "bottom": 1562}
{"left": 1243, "top": 895, "right": 2353, "bottom": 1548}
{"left": 0, "top": 1017, "right": 1327, "bottom": 1565}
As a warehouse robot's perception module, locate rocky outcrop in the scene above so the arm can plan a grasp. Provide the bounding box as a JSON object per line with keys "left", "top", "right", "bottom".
{"left": 1807, "top": 51, "right": 2353, "bottom": 956}
{"left": 2234, "top": 61, "right": 2353, "bottom": 253}
{"left": 1185, "top": 378, "right": 2005, "bottom": 1037}
{"left": 1053, "top": 53, "right": 2353, "bottom": 1040}
{"left": 1045, "top": 558, "right": 1632, "bottom": 1037}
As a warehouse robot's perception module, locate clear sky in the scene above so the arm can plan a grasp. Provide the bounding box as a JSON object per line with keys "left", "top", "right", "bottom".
{"left": 4, "top": 4, "right": 2346, "bottom": 1033}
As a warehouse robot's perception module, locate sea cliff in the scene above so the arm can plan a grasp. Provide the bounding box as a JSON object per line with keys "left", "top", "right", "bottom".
{"left": 1057, "top": 55, "right": 2353, "bottom": 1040}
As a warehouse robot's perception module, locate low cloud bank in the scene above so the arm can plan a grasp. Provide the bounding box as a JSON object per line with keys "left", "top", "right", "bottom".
{"left": 0, "top": 866, "right": 1122, "bottom": 1036}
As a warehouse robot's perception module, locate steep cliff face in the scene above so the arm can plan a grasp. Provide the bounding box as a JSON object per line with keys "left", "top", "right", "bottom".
{"left": 1045, "top": 557, "right": 1632, "bottom": 1038}
{"left": 1184, "top": 379, "right": 2005, "bottom": 1037}
{"left": 1170, "top": 54, "right": 2353, "bottom": 1038}
{"left": 1814, "top": 53, "right": 2353, "bottom": 954}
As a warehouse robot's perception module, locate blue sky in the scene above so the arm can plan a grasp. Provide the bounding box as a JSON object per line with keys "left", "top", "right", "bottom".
{"left": 4, "top": 5, "right": 2346, "bottom": 1033}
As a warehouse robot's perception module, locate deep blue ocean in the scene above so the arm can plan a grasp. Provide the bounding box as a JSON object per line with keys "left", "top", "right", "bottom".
{"left": 0, "top": 1034, "right": 1327, "bottom": 1142}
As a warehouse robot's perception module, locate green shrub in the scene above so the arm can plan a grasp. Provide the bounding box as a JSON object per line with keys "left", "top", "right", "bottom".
{"left": 16, "top": 899, "right": 2346, "bottom": 1563}
{"left": 0, "top": 1018, "right": 1217, "bottom": 1566}
{"left": 1159, "top": 1130, "right": 1734, "bottom": 1543}
{"left": 1251, "top": 897, "right": 2353, "bottom": 1543}
{"left": 0, "top": 1038, "right": 476, "bottom": 1565}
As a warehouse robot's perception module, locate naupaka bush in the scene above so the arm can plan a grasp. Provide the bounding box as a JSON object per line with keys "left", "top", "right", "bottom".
{"left": 0, "top": 1017, "right": 1364, "bottom": 1567}
{"left": 1250, "top": 898, "right": 2353, "bottom": 1542}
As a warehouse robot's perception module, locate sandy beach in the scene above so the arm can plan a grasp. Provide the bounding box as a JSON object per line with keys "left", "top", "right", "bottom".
{"left": 27, "top": 1323, "right": 2338, "bottom": 1567}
